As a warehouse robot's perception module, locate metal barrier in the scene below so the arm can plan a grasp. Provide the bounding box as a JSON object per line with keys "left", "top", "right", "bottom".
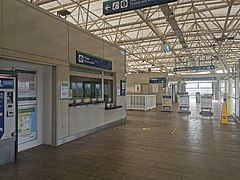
{"left": 126, "top": 95, "right": 156, "bottom": 111}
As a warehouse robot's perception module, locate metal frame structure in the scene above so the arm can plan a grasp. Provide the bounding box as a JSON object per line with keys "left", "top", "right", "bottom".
{"left": 29, "top": 0, "right": 240, "bottom": 73}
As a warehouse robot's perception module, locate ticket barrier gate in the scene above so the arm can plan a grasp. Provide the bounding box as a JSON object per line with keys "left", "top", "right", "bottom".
{"left": 0, "top": 71, "right": 17, "bottom": 166}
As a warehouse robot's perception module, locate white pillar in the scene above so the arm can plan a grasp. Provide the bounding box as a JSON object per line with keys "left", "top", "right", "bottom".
{"left": 213, "top": 80, "right": 220, "bottom": 101}
{"left": 235, "top": 75, "right": 239, "bottom": 116}
{"left": 225, "top": 79, "right": 229, "bottom": 93}
{"left": 236, "top": 62, "right": 240, "bottom": 117}
{"left": 228, "top": 76, "right": 233, "bottom": 115}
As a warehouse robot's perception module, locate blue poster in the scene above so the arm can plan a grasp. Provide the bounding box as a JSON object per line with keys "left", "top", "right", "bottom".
{"left": 0, "top": 91, "right": 4, "bottom": 139}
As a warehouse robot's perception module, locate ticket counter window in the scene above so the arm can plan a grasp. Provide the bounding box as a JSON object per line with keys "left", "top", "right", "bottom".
{"left": 104, "top": 79, "right": 113, "bottom": 103}
{"left": 71, "top": 82, "right": 83, "bottom": 99}
{"left": 70, "top": 76, "right": 102, "bottom": 99}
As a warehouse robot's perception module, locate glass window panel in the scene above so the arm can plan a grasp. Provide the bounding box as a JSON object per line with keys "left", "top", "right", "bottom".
{"left": 199, "top": 82, "right": 212, "bottom": 88}
{"left": 70, "top": 76, "right": 102, "bottom": 99}
{"left": 104, "top": 79, "right": 113, "bottom": 102}
{"left": 84, "top": 82, "right": 91, "bottom": 98}
{"left": 186, "top": 83, "right": 198, "bottom": 89}
{"left": 71, "top": 82, "right": 78, "bottom": 98}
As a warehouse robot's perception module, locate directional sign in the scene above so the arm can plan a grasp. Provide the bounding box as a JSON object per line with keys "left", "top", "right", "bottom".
{"left": 103, "top": 0, "right": 177, "bottom": 15}
{"left": 0, "top": 91, "right": 4, "bottom": 139}
{"left": 149, "top": 77, "right": 166, "bottom": 83}
{"left": 173, "top": 65, "right": 215, "bottom": 72}
{"left": 182, "top": 77, "right": 217, "bottom": 81}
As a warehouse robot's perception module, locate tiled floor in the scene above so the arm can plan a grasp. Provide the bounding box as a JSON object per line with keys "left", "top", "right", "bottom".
{"left": 1, "top": 101, "right": 240, "bottom": 180}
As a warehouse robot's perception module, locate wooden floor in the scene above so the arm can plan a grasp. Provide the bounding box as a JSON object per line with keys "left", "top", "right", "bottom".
{"left": 0, "top": 101, "right": 240, "bottom": 180}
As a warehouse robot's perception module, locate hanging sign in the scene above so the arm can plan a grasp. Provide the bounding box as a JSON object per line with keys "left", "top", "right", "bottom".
{"left": 76, "top": 51, "right": 112, "bottom": 70}
{"left": 173, "top": 65, "right": 215, "bottom": 72}
{"left": 149, "top": 77, "right": 166, "bottom": 83}
{"left": 103, "top": 0, "right": 177, "bottom": 15}
{"left": 182, "top": 77, "right": 217, "bottom": 81}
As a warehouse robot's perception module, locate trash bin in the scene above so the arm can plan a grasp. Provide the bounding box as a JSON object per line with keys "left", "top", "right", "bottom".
{"left": 196, "top": 92, "right": 200, "bottom": 103}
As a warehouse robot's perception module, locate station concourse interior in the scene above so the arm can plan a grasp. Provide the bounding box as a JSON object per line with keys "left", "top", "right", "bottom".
{"left": 0, "top": 0, "right": 240, "bottom": 180}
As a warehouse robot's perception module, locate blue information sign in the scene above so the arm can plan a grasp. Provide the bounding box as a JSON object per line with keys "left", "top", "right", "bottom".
{"left": 0, "top": 91, "right": 4, "bottom": 139}
{"left": 173, "top": 65, "right": 215, "bottom": 72}
{"left": 103, "top": 0, "right": 177, "bottom": 15}
{"left": 182, "top": 77, "right": 217, "bottom": 81}
{"left": 149, "top": 77, "right": 166, "bottom": 83}
{"left": 76, "top": 51, "right": 112, "bottom": 70}
{"left": 0, "top": 78, "right": 14, "bottom": 89}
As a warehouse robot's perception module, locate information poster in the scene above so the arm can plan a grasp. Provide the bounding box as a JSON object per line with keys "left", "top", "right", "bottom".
{"left": 179, "top": 95, "right": 190, "bottom": 107}
{"left": 201, "top": 96, "right": 212, "bottom": 109}
{"left": 135, "top": 84, "right": 141, "bottom": 93}
{"left": 152, "top": 84, "right": 159, "bottom": 93}
{"left": 18, "top": 106, "right": 37, "bottom": 144}
{"left": 120, "top": 80, "right": 126, "bottom": 96}
{"left": 60, "top": 81, "right": 69, "bottom": 99}
{"left": 16, "top": 70, "right": 37, "bottom": 99}
{"left": 162, "top": 95, "right": 172, "bottom": 107}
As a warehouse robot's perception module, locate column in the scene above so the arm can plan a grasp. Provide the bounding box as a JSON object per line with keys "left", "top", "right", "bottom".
{"left": 236, "top": 62, "right": 240, "bottom": 117}
{"left": 228, "top": 74, "right": 233, "bottom": 116}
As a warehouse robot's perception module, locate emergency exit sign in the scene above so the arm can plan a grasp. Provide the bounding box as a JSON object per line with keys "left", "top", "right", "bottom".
{"left": 103, "top": 0, "right": 177, "bottom": 15}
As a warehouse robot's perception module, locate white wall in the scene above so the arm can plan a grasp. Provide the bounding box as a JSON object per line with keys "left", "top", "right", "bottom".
{"left": 126, "top": 72, "right": 167, "bottom": 104}
{"left": 1, "top": 0, "right": 126, "bottom": 147}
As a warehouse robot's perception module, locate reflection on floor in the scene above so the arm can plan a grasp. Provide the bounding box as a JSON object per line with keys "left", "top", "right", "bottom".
{"left": 0, "top": 102, "right": 240, "bottom": 180}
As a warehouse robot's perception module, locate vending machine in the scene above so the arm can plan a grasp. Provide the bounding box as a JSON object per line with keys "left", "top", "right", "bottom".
{"left": 0, "top": 71, "right": 17, "bottom": 166}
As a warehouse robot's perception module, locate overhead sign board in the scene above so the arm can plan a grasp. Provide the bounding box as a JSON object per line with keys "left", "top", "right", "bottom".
{"left": 182, "top": 77, "right": 217, "bottom": 81}
{"left": 103, "top": 0, "right": 177, "bottom": 15}
{"left": 173, "top": 65, "right": 215, "bottom": 72}
{"left": 76, "top": 51, "right": 112, "bottom": 70}
{"left": 149, "top": 77, "right": 166, "bottom": 83}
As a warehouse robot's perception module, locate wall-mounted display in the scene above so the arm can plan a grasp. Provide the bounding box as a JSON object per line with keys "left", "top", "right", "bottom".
{"left": 18, "top": 106, "right": 37, "bottom": 144}
{"left": 120, "top": 80, "right": 126, "bottom": 96}
{"left": 60, "top": 81, "right": 69, "bottom": 99}
{"left": 135, "top": 84, "right": 141, "bottom": 93}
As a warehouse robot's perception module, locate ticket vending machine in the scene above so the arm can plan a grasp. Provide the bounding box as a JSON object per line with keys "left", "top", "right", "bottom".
{"left": 0, "top": 71, "right": 17, "bottom": 166}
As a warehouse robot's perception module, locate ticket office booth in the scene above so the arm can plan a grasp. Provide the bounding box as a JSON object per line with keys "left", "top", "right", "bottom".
{"left": 0, "top": 71, "right": 17, "bottom": 166}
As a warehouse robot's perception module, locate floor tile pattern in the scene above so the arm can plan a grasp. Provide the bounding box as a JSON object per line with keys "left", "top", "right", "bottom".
{"left": 0, "top": 102, "right": 240, "bottom": 180}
